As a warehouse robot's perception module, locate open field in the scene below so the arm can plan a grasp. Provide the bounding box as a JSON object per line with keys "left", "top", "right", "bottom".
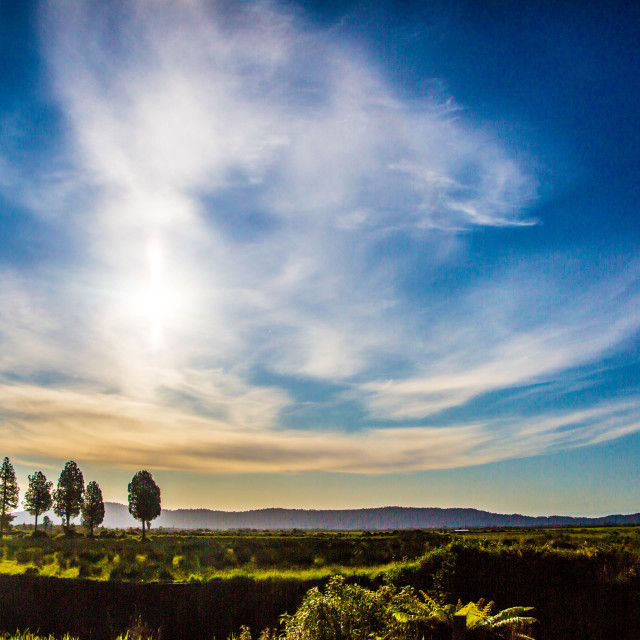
{"left": 2, "top": 526, "right": 640, "bottom": 640}
{"left": 3, "top": 525, "right": 640, "bottom": 582}
{"left": 0, "top": 528, "right": 438, "bottom": 582}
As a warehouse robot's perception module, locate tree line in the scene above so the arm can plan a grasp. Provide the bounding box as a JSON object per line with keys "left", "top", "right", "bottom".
{"left": 0, "top": 457, "right": 161, "bottom": 540}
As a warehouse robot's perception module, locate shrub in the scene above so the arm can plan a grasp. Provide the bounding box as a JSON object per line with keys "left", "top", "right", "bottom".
{"left": 157, "top": 567, "right": 175, "bottom": 582}
{"left": 280, "top": 575, "right": 393, "bottom": 640}
{"left": 281, "top": 574, "right": 536, "bottom": 640}
{"left": 116, "top": 615, "right": 159, "bottom": 640}
{"left": 78, "top": 548, "right": 106, "bottom": 563}
{"left": 15, "top": 549, "right": 32, "bottom": 564}
{"left": 78, "top": 561, "right": 102, "bottom": 578}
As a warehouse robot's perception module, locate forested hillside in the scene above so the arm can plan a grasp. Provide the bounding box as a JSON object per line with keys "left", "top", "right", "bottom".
{"left": 12, "top": 503, "right": 640, "bottom": 530}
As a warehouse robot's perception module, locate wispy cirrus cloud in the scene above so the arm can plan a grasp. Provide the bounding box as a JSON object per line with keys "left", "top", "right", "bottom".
{"left": 33, "top": 0, "right": 536, "bottom": 381}
{"left": 1, "top": 382, "right": 638, "bottom": 474}
{"left": 0, "top": 0, "right": 637, "bottom": 478}
{"left": 357, "top": 261, "right": 640, "bottom": 420}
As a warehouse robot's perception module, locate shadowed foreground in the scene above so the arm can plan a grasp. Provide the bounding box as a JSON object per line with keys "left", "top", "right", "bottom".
{"left": 2, "top": 536, "right": 640, "bottom": 639}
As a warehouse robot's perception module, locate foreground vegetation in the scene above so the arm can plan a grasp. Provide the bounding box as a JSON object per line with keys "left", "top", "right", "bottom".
{"left": 2, "top": 525, "right": 640, "bottom": 639}
{"left": 0, "top": 576, "right": 538, "bottom": 639}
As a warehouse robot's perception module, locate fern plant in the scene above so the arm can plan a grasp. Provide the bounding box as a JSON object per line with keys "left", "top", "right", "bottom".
{"left": 392, "top": 592, "right": 536, "bottom": 640}
{"left": 451, "top": 599, "right": 537, "bottom": 639}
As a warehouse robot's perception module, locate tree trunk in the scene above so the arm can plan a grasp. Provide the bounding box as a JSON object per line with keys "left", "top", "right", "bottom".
{"left": 34, "top": 513, "right": 39, "bottom": 534}
{"left": 141, "top": 518, "right": 146, "bottom": 541}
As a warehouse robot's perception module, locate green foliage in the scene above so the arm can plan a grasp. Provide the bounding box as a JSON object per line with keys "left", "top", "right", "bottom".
{"left": 0, "top": 632, "right": 79, "bottom": 640}
{"left": 451, "top": 600, "right": 536, "bottom": 639}
{"left": 78, "top": 560, "right": 102, "bottom": 578}
{"left": 128, "top": 471, "right": 161, "bottom": 541}
{"left": 281, "top": 575, "right": 536, "bottom": 640}
{"left": 53, "top": 461, "right": 85, "bottom": 534}
{"left": 281, "top": 575, "right": 394, "bottom": 640}
{"left": 391, "top": 588, "right": 451, "bottom": 627}
{"left": 0, "top": 457, "right": 20, "bottom": 535}
{"left": 82, "top": 480, "right": 105, "bottom": 536}
{"left": 280, "top": 575, "right": 536, "bottom": 640}
{"left": 157, "top": 566, "right": 175, "bottom": 582}
{"left": 23, "top": 471, "right": 53, "bottom": 533}
{"left": 115, "top": 616, "right": 159, "bottom": 640}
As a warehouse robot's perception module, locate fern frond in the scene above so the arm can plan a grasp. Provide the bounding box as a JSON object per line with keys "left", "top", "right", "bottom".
{"left": 392, "top": 612, "right": 415, "bottom": 624}
{"left": 491, "top": 616, "right": 537, "bottom": 629}
{"left": 487, "top": 606, "right": 535, "bottom": 625}
{"left": 481, "top": 600, "right": 494, "bottom": 617}
{"left": 418, "top": 591, "right": 441, "bottom": 611}
{"left": 429, "top": 609, "right": 451, "bottom": 624}
{"left": 455, "top": 602, "right": 486, "bottom": 629}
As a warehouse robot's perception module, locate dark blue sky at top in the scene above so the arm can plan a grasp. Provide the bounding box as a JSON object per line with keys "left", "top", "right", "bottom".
{"left": 3, "top": 1, "right": 638, "bottom": 266}
{"left": 1, "top": 0, "right": 639, "bottom": 512}
{"left": 243, "top": 0, "right": 640, "bottom": 434}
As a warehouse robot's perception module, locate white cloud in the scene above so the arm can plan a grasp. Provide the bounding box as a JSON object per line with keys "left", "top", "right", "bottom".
{"left": 34, "top": 0, "right": 536, "bottom": 385}
{"left": 357, "top": 263, "right": 640, "bottom": 420}
{"left": 1, "top": 382, "right": 639, "bottom": 474}
{"left": 1, "top": 0, "right": 637, "bottom": 476}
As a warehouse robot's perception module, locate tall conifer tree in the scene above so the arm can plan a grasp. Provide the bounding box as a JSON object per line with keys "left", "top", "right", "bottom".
{"left": 53, "top": 461, "right": 85, "bottom": 534}
{"left": 0, "top": 457, "right": 19, "bottom": 535}
{"left": 24, "top": 471, "right": 53, "bottom": 534}
{"left": 82, "top": 480, "right": 105, "bottom": 536}
{"left": 128, "top": 470, "right": 161, "bottom": 541}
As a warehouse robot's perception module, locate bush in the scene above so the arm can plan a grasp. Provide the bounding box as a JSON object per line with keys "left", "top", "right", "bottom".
{"left": 78, "top": 561, "right": 102, "bottom": 578}
{"left": 116, "top": 615, "right": 160, "bottom": 640}
{"left": 15, "top": 549, "right": 32, "bottom": 564}
{"left": 281, "top": 576, "right": 394, "bottom": 640}
{"left": 79, "top": 548, "right": 106, "bottom": 563}
{"left": 281, "top": 576, "right": 535, "bottom": 640}
{"left": 157, "top": 567, "right": 175, "bottom": 582}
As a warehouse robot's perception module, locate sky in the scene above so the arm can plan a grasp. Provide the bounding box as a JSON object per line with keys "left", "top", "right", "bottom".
{"left": 1, "top": 0, "right": 639, "bottom": 517}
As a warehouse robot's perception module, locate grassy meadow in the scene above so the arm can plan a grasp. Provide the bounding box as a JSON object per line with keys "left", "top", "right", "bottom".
{"left": 0, "top": 528, "right": 439, "bottom": 582}
{"left": 2, "top": 525, "right": 639, "bottom": 583}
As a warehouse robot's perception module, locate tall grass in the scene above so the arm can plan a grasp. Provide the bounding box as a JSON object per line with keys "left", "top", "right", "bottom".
{"left": 0, "top": 529, "right": 437, "bottom": 582}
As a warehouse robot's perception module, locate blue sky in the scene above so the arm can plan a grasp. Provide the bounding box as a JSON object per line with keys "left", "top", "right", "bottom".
{"left": 1, "top": 0, "right": 639, "bottom": 516}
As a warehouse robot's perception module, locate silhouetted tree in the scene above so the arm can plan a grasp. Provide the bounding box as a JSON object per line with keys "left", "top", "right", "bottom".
{"left": 53, "top": 461, "right": 85, "bottom": 534}
{"left": 0, "top": 457, "right": 19, "bottom": 536}
{"left": 82, "top": 480, "right": 105, "bottom": 536}
{"left": 24, "top": 471, "right": 53, "bottom": 534}
{"left": 128, "top": 470, "right": 161, "bottom": 541}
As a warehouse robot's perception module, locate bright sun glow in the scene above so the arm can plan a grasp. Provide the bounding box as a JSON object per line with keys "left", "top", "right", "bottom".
{"left": 119, "top": 236, "right": 188, "bottom": 352}
{"left": 146, "top": 237, "right": 165, "bottom": 349}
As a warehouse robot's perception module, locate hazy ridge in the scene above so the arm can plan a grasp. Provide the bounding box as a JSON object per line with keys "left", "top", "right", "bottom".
{"left": 11, "top": 503, "right": 640, "bottom": 530}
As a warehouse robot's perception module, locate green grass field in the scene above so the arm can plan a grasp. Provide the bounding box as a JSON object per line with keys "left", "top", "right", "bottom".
{"left": 0, "top": 528, "right": 440, "bottom": 582}
{"left": 2, "top": 525, "right": 639, "bottom": 583}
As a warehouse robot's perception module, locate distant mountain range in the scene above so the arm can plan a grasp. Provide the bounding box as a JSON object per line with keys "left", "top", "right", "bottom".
{"left": 10, "top": 503, "right": 640, "bottom": 530}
